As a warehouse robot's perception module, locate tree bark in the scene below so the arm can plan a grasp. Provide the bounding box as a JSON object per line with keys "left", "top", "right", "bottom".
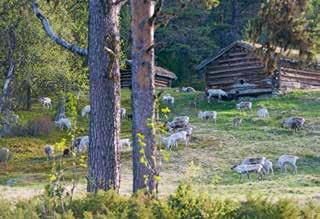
{"left": 130, "top": 0, "right": 157, "bottom": 193}
{"left": 87, "top": 0, "right": 121, "bottom": 192}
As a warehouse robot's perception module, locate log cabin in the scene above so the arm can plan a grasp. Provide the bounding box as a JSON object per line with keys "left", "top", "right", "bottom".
{"left": 121, "top": 61, "right": 177, "bottom": 88}
{"left": 196, "top": 41, "right": 320, "bottom": 97}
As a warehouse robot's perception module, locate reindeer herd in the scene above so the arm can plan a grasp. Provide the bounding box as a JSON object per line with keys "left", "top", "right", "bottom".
{"left": 160, "top": 87, "right": 306, "bottom": 181}
{"left": 0, "top": 88, "right": 307, "bottom": 183}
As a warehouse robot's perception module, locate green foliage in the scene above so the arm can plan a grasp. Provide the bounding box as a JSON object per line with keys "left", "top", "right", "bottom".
{"left": 307, "top": 0, "right": 320, "bottom": 53}
{"left": 0, "top": 186, "right": 319, "bottom": 218}
{"left": 154, "top": 0, "right": 259, "bottom": 86}
{"left": 247, "top": 0, "right": 318, "bottom": 73}
{"left": 0, "top": 0, "right": 88, "bottom": 111}
{"left": 65, "top": 92, "right": 78, "bottom": 125}
{"left": 235, "top": 196, "right": 301, "bottom": 219}
{"left": 168, "top": 184, "right": 237, "bottom": 218}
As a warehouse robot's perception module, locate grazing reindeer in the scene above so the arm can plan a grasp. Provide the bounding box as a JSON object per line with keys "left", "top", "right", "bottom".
{"left": 44, "top": 145, "right": 54, "bottom": 160}
{"left": 231, "top": 164, "right": 265, "bottom": 181}
{"left": 277, "top": 155, "right": 299, "bottom": 174}
{"left": 207, "top": 89, "right": 228, "bottom": 103}
{"left": 236, "top": 101, "right": 252, "bottom": 111}
{"left": 233, "top": 117, "right": 242, "bottom": 127}
{"left": 282, "top": 117, "right": 305, "bottom": 132}
{"left": 39, "top": 97, "right": 52, "bottom": 109}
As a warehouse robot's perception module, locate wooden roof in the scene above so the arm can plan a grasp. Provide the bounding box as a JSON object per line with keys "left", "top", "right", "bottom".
{"left": 125, "top": 60, "right": 177, "bottom": 80}
{"left": 154, "top": 66, "right": 177, "bottom": 79}
{"left": 196, "top": 41, "right": 320, "bottom": 71}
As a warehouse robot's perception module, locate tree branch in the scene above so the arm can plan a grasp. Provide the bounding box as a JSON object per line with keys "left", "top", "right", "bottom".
{"left": 31, "top": 1, "right": 88, "bottom": 57}
{"left": 149, "top": 0, "right": 163, "bottom": 25}
{"left": 113, "top": 0, "right": 127, "bottom": 6}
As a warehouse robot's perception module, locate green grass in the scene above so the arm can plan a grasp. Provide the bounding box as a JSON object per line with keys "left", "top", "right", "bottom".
{"left": 1, "top": 89, "right": 320, "bottom": 201}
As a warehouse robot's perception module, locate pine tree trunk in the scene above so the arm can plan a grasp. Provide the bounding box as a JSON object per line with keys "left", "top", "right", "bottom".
{"left": 130, "top": 0, "right": 157, "bottom": 193}
{"left": 87, "top": 0, "right": 121, "bottom": 192}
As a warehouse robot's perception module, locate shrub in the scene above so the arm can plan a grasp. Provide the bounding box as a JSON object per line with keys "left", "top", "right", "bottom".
{"left": 71, "top": 190, "right": 129, "bottom": 218}
{"left": 0, "top": 185, "right": 319, "bottom": 218}
{"left": 24, "top": 116, "right": 53, "bottom": 136}
{"left": 234, "top": 196, "right": 301, "bottom": 219}
{"left": 168, "top": 184, "right": 237, "bottom": 219}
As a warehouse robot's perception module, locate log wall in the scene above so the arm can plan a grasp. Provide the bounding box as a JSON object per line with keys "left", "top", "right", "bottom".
{"left": 201, "top": 41, "right": 320, "bottom": 96}
{"left": 121, "top": 69, "right": 172, "bottom": 88}
{"left": 280, "top": 67, "right": 320, "bottom": 89}
{"left": 205, "top": 45, "right": 274, "bottom": 96}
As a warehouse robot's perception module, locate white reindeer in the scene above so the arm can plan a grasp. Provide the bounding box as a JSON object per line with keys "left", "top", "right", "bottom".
{"left": 120, "top": 138, "right": 131, "bottom": 150}
{"left": 81, "top": 105, "right": 91, "bottom": 117}
{"left": 181, "top": 87, "right": 196, "bottom": 93}
{"left": 55, "top": 118, "right": 72, "bottom": 131}
{"left": 160, "top": 131, "right": 189, "bottom": 149}
{"left": 265, "top": 159, "right": 274, "bottom": 175}
{"left": 0, "top": 148, "right": 10, "bottom": 169}
{"left": 257, "top": 107, "right": 269, "bottom": 118}
{"left": 277, "top": 155, "right": 299, "bottom": 174}
{"left": 162, "top": 95, "right": 175, "bottom": 106}
{"left": 207, "top": 89, "right": 228, "bottom": 102}
{"left": 236, "top": 101, "right": 252, "bottom": 111}
{"left": 198, "top": 111, "right": 217, "bottom": 123}
{"left": 39, "top": 97, "right": 52, "bottom": 109}
{"left": 120, "top": 108, "right": 126, "bottom": 119}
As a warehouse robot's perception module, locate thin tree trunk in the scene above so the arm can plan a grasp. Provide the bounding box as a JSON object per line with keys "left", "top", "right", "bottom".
{"left": 87, "top": 0, "right": 121, "bottom": 192}
{"left": 0, "top": 62, "right": 15, "bottom": 112}
{"left": 131, "top": 0, "right": 157, "bottom": 193}
{"left": 0, "top": 28, "right": 16, "bottom": 113}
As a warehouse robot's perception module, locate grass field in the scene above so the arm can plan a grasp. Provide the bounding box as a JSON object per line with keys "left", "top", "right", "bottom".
{"left": 1, "top": 89, "right": 320, "bottom": 202}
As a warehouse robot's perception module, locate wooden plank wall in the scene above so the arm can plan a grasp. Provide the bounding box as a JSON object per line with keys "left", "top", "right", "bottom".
{"left": 205, "top": 45, "right": 273, "bottom": 96}
{"left": 280, "top": 67, "right": 320, "bottom": 89}
{"left": 120, "top": 69, "right": 171, "bottom": 88}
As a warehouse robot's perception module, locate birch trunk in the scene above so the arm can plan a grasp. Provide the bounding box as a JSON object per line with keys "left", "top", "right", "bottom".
{"left": 0, "top": 28, "right": 16, "bottom": 113}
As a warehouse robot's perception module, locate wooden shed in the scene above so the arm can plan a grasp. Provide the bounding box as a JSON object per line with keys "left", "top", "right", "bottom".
{"left": 196, "top": 41, "right": 320, "bottom": 96}
{"left": 121, "top": 61, "right": 177, "bottom": 88}
{"left": 279, "top": 58, "right": 320, "bottom": 90}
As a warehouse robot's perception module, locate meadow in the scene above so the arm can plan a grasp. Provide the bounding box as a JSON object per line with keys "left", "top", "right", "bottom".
{"left": 1, "top": 89, "right": 320, "bottom": 203}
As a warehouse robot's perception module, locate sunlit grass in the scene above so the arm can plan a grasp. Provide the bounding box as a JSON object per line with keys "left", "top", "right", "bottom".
{"left": 1, "top": 89, "right": 320, "bottom": 201}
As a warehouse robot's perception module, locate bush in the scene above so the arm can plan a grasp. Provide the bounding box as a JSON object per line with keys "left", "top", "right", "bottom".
{"left": 168, "top": 184, "right": 237, "bottom": 219}
{"left": 234, "top": 196, "right": 301, "bottom": 219}
{"left": 24, "top": 116, "right": 54, "bottom": 136}
{"left": 0, "top": 185, "right": 320, "bottom": 218}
